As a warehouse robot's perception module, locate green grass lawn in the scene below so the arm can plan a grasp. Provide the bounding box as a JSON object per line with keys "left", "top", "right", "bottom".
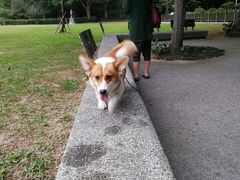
{"left": 0, "top": 22, "right": 224, "bottom": 179}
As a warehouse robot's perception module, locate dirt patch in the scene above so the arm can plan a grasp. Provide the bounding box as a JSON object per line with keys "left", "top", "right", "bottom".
{"left": 54, "top": 69, "right": 83, "bottom": 81}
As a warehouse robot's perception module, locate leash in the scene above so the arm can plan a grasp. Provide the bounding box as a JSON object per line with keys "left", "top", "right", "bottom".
{"left": 124, "top": 77, "right": 143, "bottom": 98}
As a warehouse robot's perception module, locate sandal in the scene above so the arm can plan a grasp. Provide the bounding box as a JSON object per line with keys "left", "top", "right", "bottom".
{"left": 142, "top": 74, "right": 150, "bottom": 79}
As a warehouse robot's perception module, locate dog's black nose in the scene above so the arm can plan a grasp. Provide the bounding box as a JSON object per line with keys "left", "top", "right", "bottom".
{"left": 100, "top": 89, "right": 107, "bottom": 95}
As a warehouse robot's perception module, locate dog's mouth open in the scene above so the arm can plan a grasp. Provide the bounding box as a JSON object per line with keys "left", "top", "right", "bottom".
{"left": 100, "top": 93, "right": 108, "bottom": 102}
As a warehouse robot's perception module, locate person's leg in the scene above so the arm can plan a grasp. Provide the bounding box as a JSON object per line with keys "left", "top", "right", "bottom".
{"left": 142, "top": 40, "right": 151, "bottom": 78}
{"left": 133, "top": 61, "right": 140, "bottom": 79}
{"left": 143, "top": 61, "right": 150, "bottom": 76}
{"left": 132, "top": 42, "right": 141, "bottom": 81}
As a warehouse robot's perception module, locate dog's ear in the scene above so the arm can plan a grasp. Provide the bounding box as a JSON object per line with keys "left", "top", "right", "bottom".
{"left": 113, "top": 56, "right": 129, "bottom": 71}
{"left": 79, "top": 55, "right": 96, "bottom": 73}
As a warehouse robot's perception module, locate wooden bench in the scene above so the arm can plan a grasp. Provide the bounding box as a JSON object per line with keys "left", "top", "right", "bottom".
{"left": 170, "top": 19, "right": 195, "bottom": 31}
{"left": 79, "top": 29, "right": 97, "bottom": 58}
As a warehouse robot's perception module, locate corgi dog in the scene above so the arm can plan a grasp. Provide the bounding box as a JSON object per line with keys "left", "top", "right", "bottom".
{"left": 79, "top": 40, "right": 137, "bottom": 113}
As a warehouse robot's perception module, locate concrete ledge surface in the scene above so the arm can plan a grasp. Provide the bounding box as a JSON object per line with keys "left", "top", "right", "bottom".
{"left": 56, "top": 35, "right": 175, "bottom": 180}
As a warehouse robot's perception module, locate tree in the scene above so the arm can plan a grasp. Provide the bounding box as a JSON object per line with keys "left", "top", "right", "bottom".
{"left": 10, "top": 0, "right": 27, "bottom": 18}
{"left": 185, "top": 0, "right": 201, "bottom": 11}
{"left": 103, "top": 0, "right": 110, "bottom": 18}
{"left": 155, "top": 0, "right": 174, "bottom": 15}
{"left": 59, "top": 0, "right": 66, "bottom": 32}
{"left": 169, "top": 0, "right": 185, "bottom": 54}
{"left": 0, "top": 7, "right": 9, "bottom": 18}
{"left": 79, "top": 0, "right": 92, "bottom": 18}
{"left": 26, "top": 0, "right": 51, "bottom": 18}
{"left": 221, "top": 2, "right": 235, "bottom": 9}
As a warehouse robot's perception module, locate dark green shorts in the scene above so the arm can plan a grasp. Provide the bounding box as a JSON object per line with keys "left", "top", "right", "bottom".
{"left": 133, "top": 40, "right": 151, "bottom": 62}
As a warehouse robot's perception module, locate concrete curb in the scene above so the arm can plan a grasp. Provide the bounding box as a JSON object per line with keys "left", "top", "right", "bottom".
{"left": 56, "top": 35, "right": 175, "bottom": 180}
{"left": 117, "top": 31, "right": 208, "bottom": 41}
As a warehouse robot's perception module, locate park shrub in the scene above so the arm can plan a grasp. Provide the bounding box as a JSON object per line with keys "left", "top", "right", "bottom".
{"left": 151, "top": 41, "right": 225, "bottom": 60}
{"left": 36, "top": 18, "right": 60, "bottom": 24}
{"left": 223, "top": 21, "right": 240, "bottom": 37}
{"left": 194, "top": 6, "right": 206, "bottom": 13}
{"left": 0, "top": 16, "right": 98, "bottom": 25}
{"left": 74, "top": 16, "right": 98, "bottom": 23}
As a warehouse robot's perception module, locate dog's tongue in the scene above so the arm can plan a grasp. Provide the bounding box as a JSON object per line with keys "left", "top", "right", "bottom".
{"left": 100, "top": 94, "right": 108, "bottom": 102}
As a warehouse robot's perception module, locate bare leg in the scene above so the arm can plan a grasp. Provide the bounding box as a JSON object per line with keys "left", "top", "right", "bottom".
{"left": 133, "top": 61, "right": 140, "bottom": 78}
{"left": 143, "top": 60, "right": 150, "bottom": 76}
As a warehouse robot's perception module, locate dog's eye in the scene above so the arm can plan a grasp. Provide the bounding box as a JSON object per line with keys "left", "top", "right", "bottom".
{"left": 95, "top": 76, "right": 100, "bottom": 80}
{"left": 105, "top": 75, "right": 112, "bottom": 81}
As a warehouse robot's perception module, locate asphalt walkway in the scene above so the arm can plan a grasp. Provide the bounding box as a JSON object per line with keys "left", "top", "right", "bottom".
{"left": 136, "top": 37, "right": 240, "bottom": 180}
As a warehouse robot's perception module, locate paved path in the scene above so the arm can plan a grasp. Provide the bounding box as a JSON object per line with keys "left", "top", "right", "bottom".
{"left": 136, "top": 37, "right": 240, "bottom": 180}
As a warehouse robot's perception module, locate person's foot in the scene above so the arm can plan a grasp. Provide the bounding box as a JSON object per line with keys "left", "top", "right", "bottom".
{"left": 142, "top": 74, "right": 150, "bottom": 79}
{"left": 134, "top": 77, "right": 139, "bottom": 81}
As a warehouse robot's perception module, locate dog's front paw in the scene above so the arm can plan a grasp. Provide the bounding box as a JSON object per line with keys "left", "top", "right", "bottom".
{"left": 98, "top": 100, "right": 107, "bottom": 110}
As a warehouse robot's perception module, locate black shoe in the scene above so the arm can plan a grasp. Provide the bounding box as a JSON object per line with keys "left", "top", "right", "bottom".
{"left": 134, "top": 77, "right": 139, "bottom": 81}
{"left": 142, "top": 74, "right": 150, "bottom": 79}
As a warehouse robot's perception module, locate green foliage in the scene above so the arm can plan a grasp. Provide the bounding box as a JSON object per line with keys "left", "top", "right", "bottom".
{"left": 155, "top": 0, "right": 174, "bottom": 15}
{"left": 223, "top": 21, "right": 240, "bottom": 37}
{"left": 0, "top": 7, "right": 9, "bottom": 18}
{"left": 26, "top": 2, "right": 48, "bottom": 19}
{"left": 74, "top": 16, "right": 98, "bottom": 23}
{"left": 185, "top": 0, "right": 202, "bottom": 12}
{"left": 216, "top": 7, "right": 225, "bottom": 12}
{"left": 10, "top": 0, "right": 27, "bottom": 18}
{"left": 236, "top": 3, "right": 240, "bottom": 9}
{"left": 208, "top": 8, "right": 217, "bottom": 12}
{"left": 151, "top": 41, "right": 168, "bottom": 55}
{"left": 194, "top": 6, "right": 206, "bottom": 13}
{"left": 221, "top": 2, "right": 235, "bottom": 9}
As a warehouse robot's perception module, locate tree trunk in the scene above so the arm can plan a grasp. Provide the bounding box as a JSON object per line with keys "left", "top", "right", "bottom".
{"left": 237, "top": 10, "right": 240, "bottom": 24}
{"left": 104, "top": 3, "right": 108, "bottom": 19}
{"left": 165, "top": 0, "right": 169, "bottom": 15}
{"left": 86, "top": 5, "right": 91, "bottom": 18}
{"left": 80, "top": 0, "right": 91, "bottom": 18}
{"left": 169, "top": 0, "right": 185, "bottom": 55}
{"left": 59, "top": 0, "right": 66, "bottom": 33}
